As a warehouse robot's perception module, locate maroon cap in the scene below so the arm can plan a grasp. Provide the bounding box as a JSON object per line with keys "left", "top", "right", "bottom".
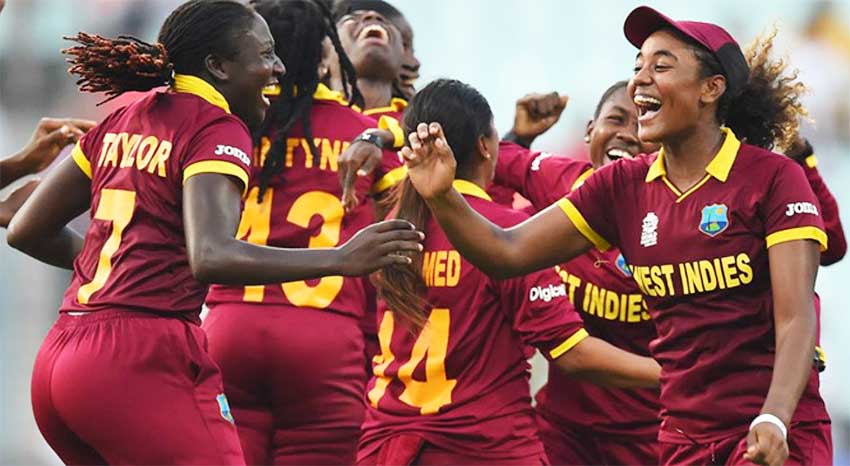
{"left": 624, "top": 6, "right": 749, "bottom": 96}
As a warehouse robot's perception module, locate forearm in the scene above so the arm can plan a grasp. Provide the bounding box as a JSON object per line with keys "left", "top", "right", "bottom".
{"left": 760, "top": 310, "right": 816, "bottom": 425}
{"left": 0, "top": 156, "right": 28, "bottom": 189}
{"left": 502, "top": 130, "right": 535, "bottom": 149}
{"left": 554, "top": 336, "right": 661, "bottom": 388}
{"left": 8, "top": 226, "right": 84, "bottom": 270}
{"left": 190, "top": 238, "right": 343, "bottom": 285}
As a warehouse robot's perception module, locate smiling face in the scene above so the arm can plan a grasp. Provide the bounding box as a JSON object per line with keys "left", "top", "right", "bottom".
{"left": 586, "top": 87, "right": 643, "bottom": 167}
{"left": 336, "top": 9, "right": 404, "bottom": 81}
{"left": 219, "top": 12, "right": 285, "bottom": 130}
{"left": 628, "top": 29, "right": 722, "bottom": 144}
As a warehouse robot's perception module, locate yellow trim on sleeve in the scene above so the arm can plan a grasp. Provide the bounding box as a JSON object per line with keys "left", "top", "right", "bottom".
{"left": 805, "top": 155, "right": 818, "bottom": 169}
{"left": 71, "top": 142, "right": 92, "bottom": 179}
{"left": 549, "top": 328, "right": 589, "bottom": 359}
{"left": 570, "top": 167, "right": 594, "bottom": 192}
{"left": 765, "top": 226, "right": 828, "bottom": 251}
{"left": 556, "top": 198, "right": 611, "bottom": 252}
{"left": 372, "top": 165, "right": 407, "bottom": 194}
{"left": 378, "top": 115, "right": 405, "bottom": 149}
{"left": 183, "top": 160, "right": 249, "bottom": 196}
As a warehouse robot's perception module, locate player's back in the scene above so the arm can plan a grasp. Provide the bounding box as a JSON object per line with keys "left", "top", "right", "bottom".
{"left": 206, "top": 84, "right": 402, "bottom": 318}
{"left": 361, "top": 180, "right": 585, "bottom": 461}
{"left": 62, "top": 76, "right": 252, "bottom": 316}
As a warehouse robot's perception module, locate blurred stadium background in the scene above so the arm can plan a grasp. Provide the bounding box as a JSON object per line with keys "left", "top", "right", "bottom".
{"left": 1, "top": 0, "right": 848, "bottom": 464}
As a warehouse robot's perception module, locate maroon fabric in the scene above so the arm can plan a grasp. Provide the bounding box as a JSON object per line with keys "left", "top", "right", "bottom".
{"left": 358, "top": 435, "right": 548, "bottom": 466}
{"left": 566, "top": 132, "right": 830, "bottom": 443}
{"left": 32, "top": 310, "right": 244, "bottom": 465}
{"left": 660, "top": 421, "right": 832, "bottom": 465}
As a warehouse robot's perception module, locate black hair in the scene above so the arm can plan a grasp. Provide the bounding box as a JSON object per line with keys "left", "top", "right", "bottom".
{"left": 63, "top": 0, "right": 256, "bottom": 104}
{"left": 593, "top": 81, "right": 629, "bottom": 119}
{"left": 332, "top": 0, "right": 402, "bottom": 22}
{"left": 668, "top": 27, "right": 806, "bottom": 151}
{"left": 373, "top": 79, "right": 494, "bottom": 330}
{"left": 252, "top": 0, "right": 362, "bottom": 200}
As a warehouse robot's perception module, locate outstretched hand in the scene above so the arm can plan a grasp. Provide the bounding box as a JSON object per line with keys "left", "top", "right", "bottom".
{"left": 399, "top": 122, "right": 456, "bottom": 201}
{"left": 337, "top": 219, "right": 424, "bottom": 276}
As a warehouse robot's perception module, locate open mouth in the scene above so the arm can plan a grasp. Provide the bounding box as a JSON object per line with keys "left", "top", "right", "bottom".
{"left": 605, "top": 148, "right": 635, "bottom": 161}
{"left": 261, "top": 77, "right": 280, "bottom": 107}
{"left": 357, "top": 24, "right": 389, "bottom": 45}
{"left": 634, "top": 94, "right": 662, "bottom": 121}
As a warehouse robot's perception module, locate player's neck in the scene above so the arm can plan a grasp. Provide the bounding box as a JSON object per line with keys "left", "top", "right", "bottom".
{"left": 357, "top": 78, "right": 394, "bottom": 111}
{"left": 660, "top": 124, "right": 725, "bottom": 190}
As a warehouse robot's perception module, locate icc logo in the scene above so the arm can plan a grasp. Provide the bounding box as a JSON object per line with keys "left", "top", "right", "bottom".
{"left": 699, "top": 204, "right": 729, "bottom": 237}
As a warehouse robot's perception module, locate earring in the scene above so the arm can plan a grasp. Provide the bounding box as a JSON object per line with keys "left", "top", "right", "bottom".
{"left": 584, "top": 135, "right": 591, "bottom": 143}
{"left": 319, "top": 65, "right": 329, "bottom": 78}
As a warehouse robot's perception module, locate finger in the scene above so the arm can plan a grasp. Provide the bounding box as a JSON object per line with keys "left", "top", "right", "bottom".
{"left": 377, "top": 229, "right": 425, "bottom": 242}
{"left": 556, "top": 94, "right": 569, "bottom": 110}
{"left": 377, "top": 240, "right": 424, "bottom": 254}
{"left": 40, "top": 126, "right": 74, "bottom": 147}
{"left": 378, "top": 254, "right": 414, "bottom": 268}
{"left": 408, "top": 132, "right": 422, "bottom": 151}
{"left": 744, "top": 430, "right": 759, "bottom": 461}
{"left": 373, "top": 219, "right": 417, "bottom": 233}
{"left": 400, "top": 146, "right": 416, "bottom": 162}
{"left": 342, "top": 190, "right": 359, "bottom": 213}
{"left": 59, "top": 118, "right": 97, "bottom": 132}
{"left": 358, "top": 152, "right": 382, "bottom": 177}
{"left": 429, "top": 122, "right": 445, "bottom": 141}
{"left": 416, "top": 122, "right": 429, "bottom": 142}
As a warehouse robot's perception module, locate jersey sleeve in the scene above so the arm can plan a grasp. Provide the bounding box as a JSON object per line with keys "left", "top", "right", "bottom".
{"left": 560, "top": 162, "right": 620, "bottom": 252}
{"left": 801, "top": 156, "right": 846, "bottom": 264}
{"left": 762, "top": 160, "right": 828, "bottom": 251}
{"left": 181, "top": 118, "right": 252, "bottom": 196}
{"left": 499, "top": 266, "right": 588, "bottom": 361}
{"left": 493, "top": 141, "right": 593, "bottom": 212}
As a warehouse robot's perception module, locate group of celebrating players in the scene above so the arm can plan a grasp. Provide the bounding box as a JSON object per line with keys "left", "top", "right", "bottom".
{"left": 0, "top": 0, "right": 845, "bottom": 465}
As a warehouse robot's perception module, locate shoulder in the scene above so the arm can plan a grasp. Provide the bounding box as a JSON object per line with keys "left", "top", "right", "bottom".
{"left": 314, "top": 99, "right": 377, "bottom": 130}
{"left": 469, "top": 196, "right": 530, "bottom": 228}
{"left": 734, "top": 143, "right": 803, "bottom": 179}
{"left": 587, "top": 152, "right": 652, "bottom": 184}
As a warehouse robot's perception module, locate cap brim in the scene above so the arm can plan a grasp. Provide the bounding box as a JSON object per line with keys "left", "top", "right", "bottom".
{"left": 624, "top": 6, "right": 679, "bottom": 49}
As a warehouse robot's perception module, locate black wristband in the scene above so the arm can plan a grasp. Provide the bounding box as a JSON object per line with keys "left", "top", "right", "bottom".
{"left": 790, "top": 139, "right": 814, "bottom": 164}
{"left": 354, "top": 131, "right": 384, "bottom": 150}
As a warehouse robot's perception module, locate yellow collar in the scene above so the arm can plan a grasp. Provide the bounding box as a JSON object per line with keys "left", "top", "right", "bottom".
{"left": 262, "top": 83, "right": 351, "bottom": 106}
{"left": 645, "top": 127, "right": 741, "bottom": 183}
{"left": 172, "top": 74, "right": 230, "bottom": 114}
{"left": 363, "top": 97, "right": 408, "bottom": 116}
{"left": 453, "top": 179, "right": 491, "bottom": 200}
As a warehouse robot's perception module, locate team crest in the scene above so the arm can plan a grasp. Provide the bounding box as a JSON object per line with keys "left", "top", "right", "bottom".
{"left": 216, "top": 393, "right": 235, "bottom": 424}
{"left": 699, "top": 204, "right": 729, "bottom": 237}
{"left": 615, "top": 253, "right": 632, "bottom": 277}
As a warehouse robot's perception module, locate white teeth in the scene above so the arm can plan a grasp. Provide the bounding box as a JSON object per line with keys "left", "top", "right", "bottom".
{"left": 634, "top": 95, "right": 662, "bottom": 106}
{"left": 607, "top": 148, "right": 632, "bottom": 159}
{"left": 359, "top": 25, "right": 388, "bottom": 41}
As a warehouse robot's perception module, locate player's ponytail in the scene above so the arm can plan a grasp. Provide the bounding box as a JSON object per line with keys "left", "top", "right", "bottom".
{"left": 63, "top": 0, "right": 255, "bottom": 105}
{"left": 687, "top": 26, "right": 807, "bottom": 151}
{"left": 373, "top": 79, "right": 494, "bottom": 331}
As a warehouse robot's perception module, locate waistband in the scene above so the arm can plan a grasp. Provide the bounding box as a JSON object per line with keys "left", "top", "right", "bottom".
{"left": 55, "top": 308, "right": 202, "bottom": 328}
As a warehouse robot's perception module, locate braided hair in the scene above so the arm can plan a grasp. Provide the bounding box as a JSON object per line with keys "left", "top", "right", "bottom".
{"left": 252, "top": 0, "right": 361, "bottom": 200}
{"left": 63, "top": 0, "right": 256, "bottom": 105}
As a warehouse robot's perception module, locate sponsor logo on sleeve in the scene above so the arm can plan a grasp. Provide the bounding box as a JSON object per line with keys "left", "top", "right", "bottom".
{"left": 214, "top": 144, "right": 251, "bottom": 166}
{"left": 699, "top": 203, "right": 729, "bottom": 237}
{"left": 785, "top": 202, "right": 819, "bottom": 217}
{"left": 216, "top": 393, "right": 235, "bottom": 424}
{"left": 529, "top": 283, "right": 567, "bottom": 302}
{"left": 640, "top": 212, "right": 659, "bottom": 247}
{"left": 530, "top": 152, "right": 553, "bottom": 171}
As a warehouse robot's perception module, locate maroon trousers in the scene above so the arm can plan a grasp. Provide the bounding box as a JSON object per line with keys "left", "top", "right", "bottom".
{"left": 31, "top": 310, "right": 245, "bottom": 465}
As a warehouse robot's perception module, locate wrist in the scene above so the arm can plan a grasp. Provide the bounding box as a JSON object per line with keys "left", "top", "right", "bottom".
{"left": 750, "top": 413, "right": 788, "bottom": 440}
{"left": 788, "top": 139, "right": 814, "bottom": 163}
{"left": 503, "top": 129, "right": 535, "bottom": 149}
{"left": 354, "top": 130, "right": 384, "bottom": 150}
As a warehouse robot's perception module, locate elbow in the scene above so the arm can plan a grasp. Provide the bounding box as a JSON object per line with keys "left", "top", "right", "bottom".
{"left": 6, "top": 218, "right": 35, "bottom": 255}
{"left": 188, "top": 241, "right": 228, "bottom": 284}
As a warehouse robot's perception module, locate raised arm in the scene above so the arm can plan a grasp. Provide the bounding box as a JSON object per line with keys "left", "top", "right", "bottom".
{"left": 554, "top": 336, "right": 660, "bottom": 388}
{"left": 183, "top": 173, "right": 423, "bottom": 285}
{"left": 7, "top": 156, "right": 90, "bottom": 269}
{"left": 402, "top": 122, "right": 593, "bottom": 279}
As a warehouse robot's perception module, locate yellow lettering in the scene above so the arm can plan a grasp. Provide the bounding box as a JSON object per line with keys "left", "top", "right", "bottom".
{"left": 721, "top": 255, "right": 740, "bottom": 288}
{"left": 650, "top": 266, "right": 667, "bottom": 297}
{"left": 257, "top": 136, "right": 271, "bottom": 166}
{"left": 434, "top": 250, "right": 448, "bottom": 287}
{"left": 422, "top": 252, "right": 437, "bottom": 287}
{"left": 566, "top": 274, "right": 581, "bottom": 303}
{"left": 118, "top": 133, "right": 142, "bottom": 168}
{"left": 604, "top": 290, "right": 619, "bottom": 320}
{"left": 320, "top": 138, "right": 341, "bottom": 172}
{"left": 661, "top": 264, "right": 676, "bottom": 296}
{"left": 134, "top": 136, "right": 159, "bottom": 171}
{"left": 300, "top": 139, "right": 314, "bottom": 168}
{"left": 737, "top": 253, "right": 753, "bottom": 284}
{"left": 684, "top": 261, "right": 703, "bottom": 294}
{"left": 102, "top": 134, "right": 120, "bottom": 168}
{"left": 679, "top": 263, "right": 690, "bottom": 294}
{"left": 713, "top": 258, "right": 726, "bottom": 289}
{"left": 446, "top": 251, "right": 461, "bottom": 287}
{"left": 627, "top": 294, "right": 643, "bottom": 322}
{"left": 588, "top": 284, "right": 604, "bottom": 317}
{"left": 147, "top": 139, "right": 171, "bottom": 177}
{"left": 698, "top": 260, "right": 717, "bottom": 292}
{"left": 582, "top": 282, "right": 592, "bottom": 312}
{"left": 285, "top": 138, "right": 299, "bottom": 167}
{"left": 238, "top": 187, "right": 274, "bottom": 301}
{"left": 98, "top": 133, "right": 118, "bottom": 167}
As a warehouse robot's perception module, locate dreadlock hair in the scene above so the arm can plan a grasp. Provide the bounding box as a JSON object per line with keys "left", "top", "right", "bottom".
{"left": 252, "top": 0, "right": 361, "bottom": 201}
{"left": 593, "top": 81, "right": 629, "bottom": 119}
{"left": 372, "top": 79, "right": 494, "bottom": 331}
{"left": 63, "top": 0, "right": 256, "bottom": 105}
{"left": 671, "top": 26, "right": 807, "bottom": 151}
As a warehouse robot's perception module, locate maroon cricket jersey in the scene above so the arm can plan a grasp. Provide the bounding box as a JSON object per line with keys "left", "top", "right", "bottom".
{"left": 494, "top": 141, "right": 660, "bottom": 435}
{"left": 359, "top": 180, "right": 588, "bottom": 460}
{"left": 561, "top": 127, "right": 830, "bottom": 442}
{"left": 61, "top": 75, "right": 252, "bottom": 316}
{"left": 205, "top": 84, "right": 405, "bottom": 318}
{"left": 802, "top": 155, "right": 846, "bottom": 266}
